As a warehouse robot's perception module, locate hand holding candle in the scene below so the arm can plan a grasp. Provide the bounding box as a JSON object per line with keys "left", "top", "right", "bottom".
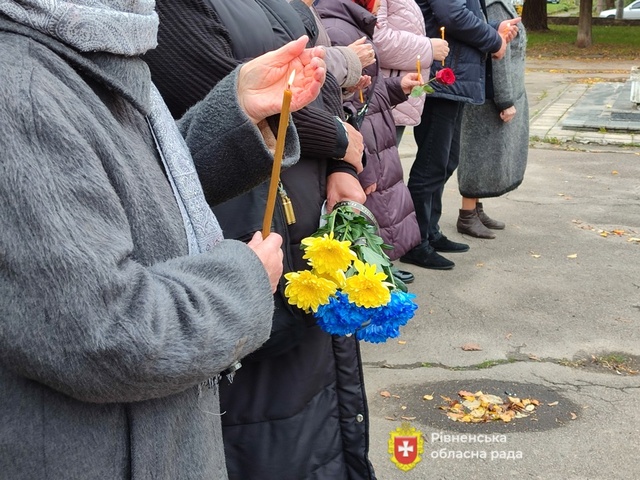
{"left": 262, "top": 70, "right": 295, "bottom": 237}
{"left": 237, "top": 36, "right": 326, "bottom": 124}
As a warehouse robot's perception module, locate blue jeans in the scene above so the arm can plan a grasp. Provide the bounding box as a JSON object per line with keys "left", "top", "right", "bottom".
{"left": 408, "top": 97, "right": 465, "bottom": 246}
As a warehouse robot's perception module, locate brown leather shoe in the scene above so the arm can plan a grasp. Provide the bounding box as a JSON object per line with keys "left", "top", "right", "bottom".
{"left": 457, "top": 209, "right": 496, "bottom": 239}
{"left": 476, "top": 202, "right": 505, "bottom": 230}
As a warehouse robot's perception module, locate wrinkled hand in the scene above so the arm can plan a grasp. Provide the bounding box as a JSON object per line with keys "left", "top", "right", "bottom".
{"left": 247, "top": 231, "right": 284, "bottom": 293}
{"left": 348, "top": 36, "right": 376, "bottom": 69}
{"left": 326, "top": 172, "right": 367, "bottom": 212}
{"left": 238, "top": 36, "right": 326, "bottom": 124}
{"left": 343, "top": 122, "right": 365, "bottom": 173}
{"left": 345, "top": 75, "right": 372, "bottom": 94}
{"left": 492, "top": 36, "right": 507, "bottom": 60}
{"left": 401, "top": 73, "right": 422, "bottom": 94}
{"left": 430, "top": 38, "right": 449, "bottom": 62}
{"left": 498, "top": 18, "right": 521, "bottom": 43}
{"left": 500, "top": 106, "right": 516, "bottom": 123}
{"left": 363, "top": 183, "right": 377, "bottom": 195}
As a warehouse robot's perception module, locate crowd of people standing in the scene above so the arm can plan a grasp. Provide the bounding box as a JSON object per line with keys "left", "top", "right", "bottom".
{"left": 0, "top": 0, "right": 527, "bottom": 479}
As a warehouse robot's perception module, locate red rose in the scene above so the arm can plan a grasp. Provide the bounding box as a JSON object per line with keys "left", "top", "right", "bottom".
{"left": 435, "top": 68, "right": 456, "bottom": 85}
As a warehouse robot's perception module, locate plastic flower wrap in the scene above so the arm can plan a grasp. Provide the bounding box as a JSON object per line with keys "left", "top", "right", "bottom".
{"left": 284, "top": 204, "right": 418, "bottom": 343}
{"left": 411, "top": 67, "right": 456, "bottom": 97}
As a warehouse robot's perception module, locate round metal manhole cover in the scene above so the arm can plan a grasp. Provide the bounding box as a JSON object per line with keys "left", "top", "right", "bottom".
{"left": 372, "top": 380, "right": 579, "bottom": 433}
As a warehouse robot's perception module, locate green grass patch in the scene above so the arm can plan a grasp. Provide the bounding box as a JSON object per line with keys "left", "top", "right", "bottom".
{"left": 547, "top": 0, "right": 575, "bottom": 15}
{"left": 527, "top": 24, "right": 640, "bottom": 59}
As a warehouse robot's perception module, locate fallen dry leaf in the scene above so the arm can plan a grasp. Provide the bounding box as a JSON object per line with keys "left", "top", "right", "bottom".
{"left": 612, "top": 170, "right": 619, "bottom": 175}
{"left": 401, "top": 405, "right": 407, "bottom": 410}
{"left": 398, "top": 340, "right": 407, "bottom": 345}
{"left": 380, "top": 391, "right": 391, "bottom": 398}
{"left": 612, "top": 229, "right": 625, "bottom": 235}
{"left": 548, "top": 401, "right": 559, "bottom": 407}
{"left": 423, "top": 394, "right": 434, "bottom": 401}
{"left": 570, "top": 412, "right": 578, "bottom": 420}
{"left": 401, "top": 416, "right": 416, "bottom": 421}
{"left": 392, "top": 394, "right": 401, "bottom": 399}
{"left": 529, "top": 354, "right": 541, "bottom": 361}
{"left": 567, "top": 253, "right": 578, "bottom": 259}
{"left": 439, "top": 390, "right": 540, "bottom": 424}
{"left": 384, "top": 416, "right": 396, "bottom": 421}
{"left": 505, "top": 333, "right": 513, "bottom": 340}
{"left": 461, "top": 343, "right": 482, "bottom": 351}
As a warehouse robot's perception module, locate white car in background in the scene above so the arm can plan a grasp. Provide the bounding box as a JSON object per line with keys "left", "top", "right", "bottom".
{"left": 599, "top": 0, "right": 640, "bottom": 19}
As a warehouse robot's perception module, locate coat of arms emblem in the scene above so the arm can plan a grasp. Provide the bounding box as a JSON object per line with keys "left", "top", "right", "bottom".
{"left": 388, "top": 422, "right": 424, "bottom": 471}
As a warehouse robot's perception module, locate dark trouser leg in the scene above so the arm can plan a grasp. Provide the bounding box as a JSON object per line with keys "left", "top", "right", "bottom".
{"left": 395, "top": 125, "right": 406, "bottom": 146}
{"left": 409, "top": 98, "right": 464, "bottom": 245}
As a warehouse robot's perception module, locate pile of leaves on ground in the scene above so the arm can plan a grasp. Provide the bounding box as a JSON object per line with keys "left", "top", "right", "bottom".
{"left": 438, "top": 390, "right": 540, "bottom": 423}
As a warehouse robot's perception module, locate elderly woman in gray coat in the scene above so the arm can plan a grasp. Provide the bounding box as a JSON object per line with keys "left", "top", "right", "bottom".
{"left": 0, "top": 1, "right": 326, "bottom": 478}
{"left": 456, "top": 0, "right": 528, "bottom": 239}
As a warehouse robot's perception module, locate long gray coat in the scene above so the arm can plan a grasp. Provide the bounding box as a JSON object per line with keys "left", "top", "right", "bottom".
{"left": 458, "top": 0, "right": 528, "bottom": 198}
{"left": 0, "top": 16, "right": 299, "bottom": 480}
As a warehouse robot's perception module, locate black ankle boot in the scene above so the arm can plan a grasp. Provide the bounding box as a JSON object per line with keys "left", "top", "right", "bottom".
{"left": 476, "top": 202, "right": 505, "bottom": 230}
{"left": 457, "top": 209, "right": 496, "bottom": 239}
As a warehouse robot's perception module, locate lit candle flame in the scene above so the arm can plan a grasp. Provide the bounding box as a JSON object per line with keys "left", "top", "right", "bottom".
{"left": 287, "top": 70, "right": 296, "bottom": 89}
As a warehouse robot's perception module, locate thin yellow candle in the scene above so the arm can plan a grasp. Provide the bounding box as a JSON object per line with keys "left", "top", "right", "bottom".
{"left": 359, "top": 89, "right": 364, "bottom": 103}
{"left": 262, "top": 70, "right": 295, "bottom": 237}
{"left": 416, "top": 54, "right": 422, "bottom": 84}
{"left": 440, "top": 27, "right": 445, "bottom": 66}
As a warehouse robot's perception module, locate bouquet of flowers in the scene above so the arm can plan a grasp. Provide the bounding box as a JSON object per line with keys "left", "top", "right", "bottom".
{"left": 284, "top": 203, "right": 418, "bottom": 343}
{"left": 411, "top": 67, "right": 456, "bottom": 97}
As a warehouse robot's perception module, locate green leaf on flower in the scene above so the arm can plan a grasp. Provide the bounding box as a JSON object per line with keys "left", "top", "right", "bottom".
{"left": 410, "top": 86, "right": 424, "bottom": 97}
{"left": 410, "top": 84, "right": 435, "bottom": 97}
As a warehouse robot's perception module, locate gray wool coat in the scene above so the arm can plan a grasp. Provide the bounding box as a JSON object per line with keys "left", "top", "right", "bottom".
{"left": 458, "top": 0, "right": 529, "bottom": 198}
{"left": 0, "top": 16, "right": 299, "bottom": 480}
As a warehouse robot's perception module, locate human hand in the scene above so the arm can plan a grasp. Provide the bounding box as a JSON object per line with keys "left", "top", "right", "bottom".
{"left": 491, "top": 36, "right": 507, "bottom": 60}
{"left": 498, "top": 18, "right": 521, "bottom": 43}
{"left": 348, "top": 36, "right": 376, "bottom": 69}
{"left": 343, "top": 122, "right": 365, "bottom": 173}
{"left": 363, "top": 183, "right": 377, "bottom": 195}
{"left": 238, "top": 36, "right": 326, "bottom": 124}
{"left": 430, "top": 38, "right": 449, "bottom": 62}
{"left": 326, "top": 172, "right": 367, "bottom": 212}
{"left": 401, "top": 73, "right": 422, "bottom": 94}
{"left": 500, "top": 106, "right": 516, "bottom": 122}
{"left": 345, "top": 75, "right": 372, "bottom": 93}
{"left": 247, "top": 231, "right": 284, "bottom": 293}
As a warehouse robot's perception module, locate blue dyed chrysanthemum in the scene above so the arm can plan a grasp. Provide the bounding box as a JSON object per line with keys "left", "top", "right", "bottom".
{"left": 315, "top": 292, "right": 370, "bottom": 336}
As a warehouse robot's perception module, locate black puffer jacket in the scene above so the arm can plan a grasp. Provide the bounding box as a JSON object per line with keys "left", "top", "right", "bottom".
{"left": 145, "top": 1, "right": 375, "bottom": 479}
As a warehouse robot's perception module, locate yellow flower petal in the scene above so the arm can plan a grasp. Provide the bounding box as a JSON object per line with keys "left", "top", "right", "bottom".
{"left": 343, "top": 260, "right": 391, "bottom": 308}
{"left": 302, "top": 232, "right": 356, "bottom": 274}
{"left": 313, "top": 268, "right": 347, "bottom": 289}
{"left": 284, "top": 270, "right": 337, "bottom": 312}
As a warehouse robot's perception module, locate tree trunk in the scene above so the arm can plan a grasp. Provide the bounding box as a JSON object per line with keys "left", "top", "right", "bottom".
{"left": 522, "top": 0, "right": 548, "bottom": 31}
{"left": 576, "top": 0, "right": 593, "bottom": 48}
{"left": 616, "top": 0, "right": 624, "bottom": 19}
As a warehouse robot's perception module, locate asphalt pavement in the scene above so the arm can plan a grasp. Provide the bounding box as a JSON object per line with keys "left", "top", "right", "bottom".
{"left": 360, "top": 57, "right": 640, "bottom": 479}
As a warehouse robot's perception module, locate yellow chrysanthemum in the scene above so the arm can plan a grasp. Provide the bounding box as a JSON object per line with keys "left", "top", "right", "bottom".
{"left": 343, "top": 260, "right": 392, "bottom": 308}
{"left": 284, "top": 270, "right": 337, "bottom": 312}
{"left": 313, "top": 268, "right": 347, "bottom": 289}
{"left": 301, "top": 232, "right": 356, "bottom": 274}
